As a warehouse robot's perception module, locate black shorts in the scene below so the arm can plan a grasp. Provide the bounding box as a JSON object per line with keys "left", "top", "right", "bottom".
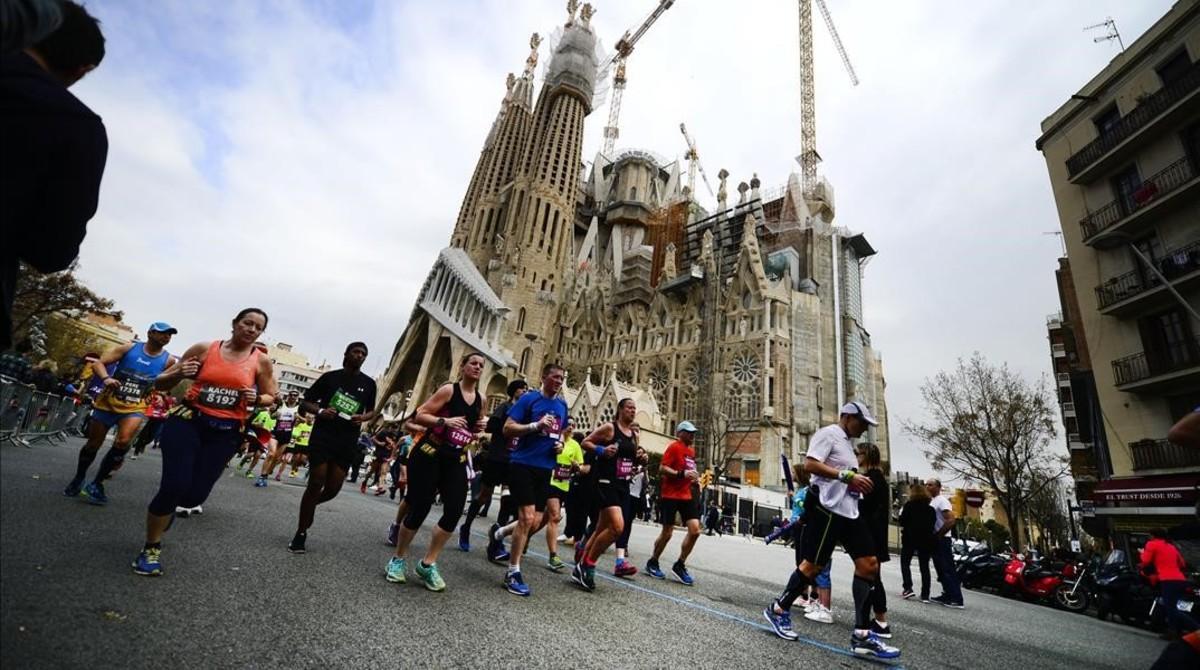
{"left": 797, "top": 490, "right": 875, "bottom": 567}
{"left": 508, "top": 464, "right": 551, "bottom": 512}
{"left": 546, "top": 485, "right": 568, "bottom": 501}
{"left": 480, "top": 458, "right": 509, "bottom": 488}
{"left": 306, "top": 437, "right": 359, "bottom": 471}
{"left": 595, "top": 479, "right": 630, "bottom": 510}
{"left": 659, "top": 497, "right": 700, "bottom": 524}
{"left": 272, "top": 430, "right": 293, "bottom": 446}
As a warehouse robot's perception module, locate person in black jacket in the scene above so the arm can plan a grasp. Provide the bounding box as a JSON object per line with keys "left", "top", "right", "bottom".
{"left": 1, "top": 1, "right": 107, "bottom": 350}
{"left": 857, "top": 443, "right": 893, "bottom": 638}
{"left": 899, "top": 481, "right": 936, "bottom": 601}
{"left": 456, "top": 378, "right": 527, "bottom": 553}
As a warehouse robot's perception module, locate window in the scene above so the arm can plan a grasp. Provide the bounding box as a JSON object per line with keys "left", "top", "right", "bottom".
{"left": 1093, "top": 105, "right": 1121, "bottom": 138}
{"left": 519, "top": 347, "right": 532, "bottom": 375}
{"left": 630, "top": 186, "right": 637, "bottom": 201}
{"left": 1109, "top": 164, "right": 1141, "bottom": 215}
{"left": 1131, "top": 235, "right": 1163, "bottom": 286}
{"left": 1156, "top": 50, "right": 1193, "bottom": 86}
{"left": 516, "top": 307, "right": 526, "bottom": 333}
{"left": 1138, "top": 308, "right": 1196, "bottom": 372}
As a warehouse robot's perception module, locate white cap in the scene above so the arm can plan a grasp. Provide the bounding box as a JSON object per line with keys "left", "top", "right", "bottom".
{"left": 840, "top": 401, "right": 878, "bottom": 426}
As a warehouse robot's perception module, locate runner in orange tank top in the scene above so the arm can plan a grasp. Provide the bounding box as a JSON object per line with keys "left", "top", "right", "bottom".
{"left": 131, "top": 308, "right": 277, "bottom": 577}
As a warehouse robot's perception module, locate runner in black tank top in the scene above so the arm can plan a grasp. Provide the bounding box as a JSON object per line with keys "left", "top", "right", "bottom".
{"left": 573, "top": 398, "right": 646, "bottom": 591}
{"left": 385, "top": 354, "right": 486, "bottom": 592}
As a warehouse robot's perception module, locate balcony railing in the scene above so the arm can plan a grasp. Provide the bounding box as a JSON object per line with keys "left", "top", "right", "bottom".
{"left": 1095, "top": 238, "right": 1200, "bottom": 309}
{"left": 1080, "top": 157, "right": 1198, "bottom": 241}
{"left": 1052, "top": 343, "right": 1067, "bottom": 357}
{"left": 1062, "top": 401, "right": 1076, "bottom": 415}
{"left": 1056, "top": 372, "right": 1071, "bottom": 385}
{"left": 1066, "top": 60, "right": 1200, "bottom": 178}
{"left": 1112, "top": 336, "right": 1200, "bottom": 386}
{"left": 1046, "top": 312, "right": 1063, "bottom": 327}
{"left": 1130, "top": 438, "right": 1200, "bottom": 470}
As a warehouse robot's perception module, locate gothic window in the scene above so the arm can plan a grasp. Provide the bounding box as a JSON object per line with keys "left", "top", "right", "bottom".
{"left": 630, "top": 186, "right": 637, "bottom": 201}
{"left": 516, "top": 307, "right": 526, "bottom": 333}
{"left": 730, "top": 351, "right": 760, "bottom": 385}
{"left": 616, "top": 366, "right": 632, "bottom": 383}
{"left": 519, "top": 347, "right": 531, "bottom": 376}
{"left": 648, "top": 362, "right": 670, "bottom": 393}
{"left": 685, "top": 359, "right": 707, "bottom": 388}
{"left": 741, "top": 290, "right": 752, "bottom": 310}
{"left": 599, "top": 402, "right": 615, "bottom": 425}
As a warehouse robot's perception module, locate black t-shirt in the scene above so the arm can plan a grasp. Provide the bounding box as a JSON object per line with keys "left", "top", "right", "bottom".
{"left": 304, "top": 368, "right": 377, "bottom": 447}
{"left": 485, "top": 400, "right": 514, "bottom": 463}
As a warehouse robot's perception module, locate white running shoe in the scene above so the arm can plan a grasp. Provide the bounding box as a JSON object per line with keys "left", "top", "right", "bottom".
{"left": 805, "top": 605, "right": 834, "bottom": 624}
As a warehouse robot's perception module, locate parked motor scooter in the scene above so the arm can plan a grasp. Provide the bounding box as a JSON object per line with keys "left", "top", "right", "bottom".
{"left": 1002, "top": 551, "right": 1090, "bottom": 612}
{"left": 957, "top": 544, "right": 1008, "bottom": 591}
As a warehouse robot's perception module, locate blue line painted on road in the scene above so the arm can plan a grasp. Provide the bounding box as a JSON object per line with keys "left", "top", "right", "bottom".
{"left": 472, "top": 530, "right": 903, "bottom": 668}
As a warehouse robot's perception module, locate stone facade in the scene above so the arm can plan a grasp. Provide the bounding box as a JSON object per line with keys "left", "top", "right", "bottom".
{"left": 378, "top": 1, "right": 889, "bottom": 490}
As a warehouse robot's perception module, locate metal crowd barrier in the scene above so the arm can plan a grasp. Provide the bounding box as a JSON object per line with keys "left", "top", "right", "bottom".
{"left": 1, "top": 376, "right": 90, "bottom": 447}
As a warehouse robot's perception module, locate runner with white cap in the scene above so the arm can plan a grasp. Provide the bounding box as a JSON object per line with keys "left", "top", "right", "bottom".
{"left": 762, "top": 401, "right": 900, "bottom": 660}
{"left": 645, "top": 420, "right": 703, "bottom": 585}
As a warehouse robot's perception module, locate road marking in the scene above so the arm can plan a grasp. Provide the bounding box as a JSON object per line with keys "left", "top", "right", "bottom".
{"left": 473, "top": 530, "right": 903, "bottom": 668}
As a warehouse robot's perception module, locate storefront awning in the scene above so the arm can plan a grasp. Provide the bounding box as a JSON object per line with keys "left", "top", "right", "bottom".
{"left": 1092, "top": 474, "right": 1200, "bottom": 507}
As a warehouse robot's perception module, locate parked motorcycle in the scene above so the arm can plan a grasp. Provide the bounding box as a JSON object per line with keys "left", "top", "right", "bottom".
{"left": 1002, "top": 551, "right": 1090, "bottom": 612}
{"left": 957, "top": 544, "right": 1008, "bottom": 591}
{"left": 1092, "top": 549, "right": 1199, "bottom": 631}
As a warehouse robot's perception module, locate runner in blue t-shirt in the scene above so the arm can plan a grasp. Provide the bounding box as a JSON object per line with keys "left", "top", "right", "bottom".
{"left": 486, "top": 363, "right": 568, "bottom": 597}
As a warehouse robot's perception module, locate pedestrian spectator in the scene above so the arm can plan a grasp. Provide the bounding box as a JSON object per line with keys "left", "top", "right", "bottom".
{"left": 0, "top": 340, "right": 33, "bottom": 381}
{"left": 28, "top": 358, "right": 58, "bottom": 392}
{"left": 927, "top": 478, "right": 965, "bottom": 608}
{"left": 705, "top": 502, "right": 720, "bottom": 536}
{"left": 899, "top": 482, "right": 935, "bottom": 601}
{"left": 1141, "top": 527, "right": 1198, "bottom": 635}
{"left": 1, "top": 0, "right": 108, "bottom": 350}
{"left": 856, "top": 443, "right": 892, "bottom": 636}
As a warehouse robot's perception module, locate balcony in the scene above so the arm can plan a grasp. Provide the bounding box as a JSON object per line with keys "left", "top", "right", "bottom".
{"left": 1057, "top": 372, "right": 1071, "bottom": 387}
{"left": 1062, "top": 401, "right": 1077, "bottom": 417}
{"left": 1066, "top": 59, "right": 1200, "bottom": 183}
{"left": 1079, "top": 156, "right": 1200, "bottom": 247}
{"left": 1095, "top": 239, "right": 1200, "bottom": 317}
{"left": 1046, "top": 312, "right": 1063, "bottom": 329}
{"left": 1112, "top": 336, "right": 1200, "bottom": 393}
{"left": 1130, "top": 438, "right": 1200, "bottom": 471}
{"left": 1052, "top": 343, "right": 1067, "bottom": 358}
{"left": 1067, "top": 432, "right": 1090, "bottom": 450}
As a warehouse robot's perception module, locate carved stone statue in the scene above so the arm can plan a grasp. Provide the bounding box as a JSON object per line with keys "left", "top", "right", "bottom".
{"left": 580, "top": 3, "right": 595, "bottom": 28}
{"left": 505, "top": 73, "right": 515, "bottom": 91}
{"left": 525, "top": 33, "right": 541, "bottom": 75}
{"left": 493, "top": 232, "right": 505, "bottom": 255}
{"left": 566, "top": 0, "right": 579, "bottom": 25}
{"left": 717, "top": 168, "right": 729, "bottom": 209}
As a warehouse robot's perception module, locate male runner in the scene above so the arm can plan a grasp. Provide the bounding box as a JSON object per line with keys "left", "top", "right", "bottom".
{"left": 363, "top": 427, "right": 397, "bottom": 494}
{"left": 290, "top": 413, "right": 313, "bottom": 477}
{"left": 763, "top": 401, "right": 900, "bottom": 660}
{"left": 459, "top": 379, "right": 527, "bottom": 553}
{"left": 260, "top": 391, "right": 301, "bottom": 482}
{"left": 236, "top": 407, "right": 272, "bottom": 476}
{"left": 248, "top": 408, "right": 276, "bottom": 486}
{"left": 289, "top": 342, "right": 376, "bottom": 553}
{"left": 64, "top": 322, "right": 178, "bottom": 504}
{"left": 130, "top": 391, "right": 172, "bottom": 458}
{"left": 646, "top": 420, "right": 702, "bottom": 585}
{"left": 544, "top": 424, "right": 584, "bottom": 571}
{"left": 492, "top": 364, "right": 568, "bottom": 596}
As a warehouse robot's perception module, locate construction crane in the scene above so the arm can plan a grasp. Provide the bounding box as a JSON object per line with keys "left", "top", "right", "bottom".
{"left": 679, "top": 122, "right": 715, "bottom": 197}
{"left": 601, "top": 0, "right": 675, "bottom": 156}
{"left": 798, "top": 0, "right": 859, "bottom": 198}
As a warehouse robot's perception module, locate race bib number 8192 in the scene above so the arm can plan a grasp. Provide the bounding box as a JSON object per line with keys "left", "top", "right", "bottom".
{"left": 198, "top": 386, "right": 240, "bottom": 409}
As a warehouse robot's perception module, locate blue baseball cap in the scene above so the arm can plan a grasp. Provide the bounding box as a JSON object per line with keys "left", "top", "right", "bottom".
{"left": 148, "top": 321, "right": 178, "bottom": 334}
{"left": 676, "top": 420, "right": 698, "bottom": 433}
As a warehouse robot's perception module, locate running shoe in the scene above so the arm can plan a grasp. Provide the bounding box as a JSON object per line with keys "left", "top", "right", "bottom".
{"left": 63, "top": 479, "right": 83, "bottom": 498}
{"left": 255, "top": 476, "right": 267, "bottom": 488}
{"left": 571, "top": 562, "right": 596, "bottom": 592}
{"left": 287, "top": 531, "right": 307, "bottom": 554}
{"left": 274, "top": 474, "right": 281, "bottom": 482}
{"left": 415, "top": 561, "right": 445, "bottom": 592}
{"left": 187, "top": 506, "right": 202, "bottom": 515}
{"left": 129, "top": 454, "right": 138, "bottom": 461}
{"left": 289, "top": 470, "right": 298, "bottom": 478}
{"left": 920, "top": 596, "right": 932, "bottom": 604}
{"left": 929, "top": 594, "right": 948, "bottom": 606}
{"left": 943, "top": 600, "right": 965, "bottom": 609}
{"left": 670, "top": 562, "right": 695, "bottom": 586}
{"left": 869, "top": 620, "right": 894, "bottom": 639}
{"left": 83, "top": 481, "right": 108, "bottom": 506}
{"left": 360, "top": 481, "right": 368, "bottom": 494}
{"left": 386, "top": 522, "right": 399, "bottom": 547}
{"left": 645, "top": 559, "right": 665, "bottom": 579}
{"left": 573, "top": 541, "right": 586, "bottom": 566}
{"left": 546, "top": 554, "right": 566, "bottom": 572}
{"left": 505, "top": 570, "right": 531, "bottom": 597}
{"left": 804, "top": 605, "right": 834, "bottom": 624}
{"left": 614, "top": 561, "right": 638, "bottom": 578}
{"left": 374, "top": 488, "right": 386, "bottom": 496}
{"left": 132, "top": 547, "right": 163, "bottom": 576}
{"left": 175, "top": 506, "right": 191, "bottom": 518}
{"left": 850, "top": 631, "right": 900, "bottom": 659}
{"left": 385, "top": 557, "right": 407, "bottom": 584}
{"left": 486, "top": 523, "right": 509, "bottom": 563}
{"left": 763, "top": 605, "right": 799, "bottom": 641}
{"left": 245, "top": 471, "right": 255, "bottom": 479}
{"left": 458, "top": 524, "right": 471, "bottom": 552}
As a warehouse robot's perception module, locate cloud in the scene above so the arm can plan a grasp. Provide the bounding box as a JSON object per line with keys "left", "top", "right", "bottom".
{"left": 71, "top": 0, "right": 1172, "bottom": 475}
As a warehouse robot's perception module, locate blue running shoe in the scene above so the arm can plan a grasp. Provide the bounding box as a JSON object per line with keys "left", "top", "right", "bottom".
{"left": 645, "top": 559, "right": 666, "bottom": 580}
{"left": 505, "top": 570, "right": 531, "bottom": 597}
{"left": 63, "top": 479, "right": 83, "bottom": 498}
{"left": 763, "top": 605, "right": 799, "bottom": 641}
{"left": 671, "top": 562, "right": 695, "bottom": 586}
{"left": 851, "top": 631, "right": 900, "bottom": 659}
{"left": 132, "top": 547, "right": 163, "bottom": 576}
{"left": 385, "top": 557, "right": 407, "bottom": 584}
{"left": 83, "top": 481, "right": 108, "bottom": 506}
{"left": 486, "top": 523, "right": 509, "bottom": 563}
{"left": 255, "top": 476, "right": 268, "bottom": 488}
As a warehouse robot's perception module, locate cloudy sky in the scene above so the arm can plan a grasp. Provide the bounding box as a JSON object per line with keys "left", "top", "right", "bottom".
{"left": 71, "top": 0, "right": 1172, "bottom": 476}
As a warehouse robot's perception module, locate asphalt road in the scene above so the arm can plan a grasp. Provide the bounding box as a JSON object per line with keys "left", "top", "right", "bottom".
{"left": 1, "top": 437, "right": 1169, "bottom": 669}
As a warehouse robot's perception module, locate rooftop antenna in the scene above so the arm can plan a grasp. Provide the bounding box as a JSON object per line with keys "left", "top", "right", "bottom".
{"left": 1043, "top": 231, "right": 1066, "bottom": 255}
{"left": 1084, "top": 17, "right": 1124, "bottom": 52}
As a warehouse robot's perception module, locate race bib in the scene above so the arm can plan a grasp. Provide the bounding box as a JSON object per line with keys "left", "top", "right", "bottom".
{"left": 553, "top": 464, "right": 573, "bottom": 481}
{"left": 616, "top": 457, "right": 633, "bottom": 480}
{"left": 507, "top": 436, "right": 520, "bottom": 451}
{"left": 543, "top": 415, "right": 561, "bottom": 441}
{"left": 329, "top": 389, "right": 362, "bottom": 418}
{"left": 113, "top": 372, "right": 151, "bottom": 404}
{"left": 445, "top": 426, "right": 473, "bottom": 447}
{"left": 276, "top": 418, "right": 294, "bottom": 431}
{"left": 684, "top": 456, "right": 697, "bottom": 473}
{"left": 198, "top": 385, "right": 240, "bottom": 410}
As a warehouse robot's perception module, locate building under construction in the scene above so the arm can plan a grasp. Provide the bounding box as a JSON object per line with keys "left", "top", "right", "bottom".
{"left": 376, "top": 1, "right": 889, "bottom": 488}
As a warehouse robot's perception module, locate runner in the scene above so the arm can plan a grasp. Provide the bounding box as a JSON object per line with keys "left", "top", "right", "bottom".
{"left": 64, "top": 322, "right": 178, "bottom": 505}
{"left": 131, "top": 308, "right": 276, "bottom": 576}
{"left": 259, "top": 391, "right": 301, "bottom": 482}
{"left": 481, "top": 363, "right": 568, "bottom": 597}
{"left": 289, "top": 413, "right": 313, "bottom": 477}
{"left": 246, "top": 407, "right": 275, "bottom": 484}
{"left": 458, "top": 379, "right": 527, "bottom": 553}
{"left": 856, "top": 442, "right": 893, "bottom": 637}
{"left": 387, "top": 431, "right": 411, "bottom": 500}
{"left": 289, "top": 341, "right": 377, "bottom": 554}
{"left": 385, "top": 353, "right": 485, "bottom": 591}
{"left": 646, "top": 420, "right": 702, "bottom": 585}
{"left": 544, "top": 423, "right": 585, "bottom": 571}
{"left": 563, "top": 430, "right": 595, "bottom": 548}
{"left": 362, "top": 427, "right": 397, "bottom": 495}
{"left": 130, "top": 390, "right": 173, "bottom": 458}
{"left": 762, "top": 401, "right": 899, "bottom": 660}
{"left": 612, "top": 444, "right": 648, "bottom": 577}
{"left": 571, "top": 398, "right": 646, "bottom": 592}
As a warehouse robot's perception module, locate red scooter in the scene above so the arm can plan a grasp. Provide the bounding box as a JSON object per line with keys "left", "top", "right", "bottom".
{"left": 1002, "top": 552, "right": 1090, "bottom": 612}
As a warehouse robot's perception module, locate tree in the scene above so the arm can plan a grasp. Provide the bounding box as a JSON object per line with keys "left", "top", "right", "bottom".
{"left": 9, "top": 262, "right": 120, "bottom": 344}
{"left": 904, "top": 353, "right": 1067, "bottom": 551}
{"left": 1025, "top": 470, "right": 1070, "bottom": 552}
